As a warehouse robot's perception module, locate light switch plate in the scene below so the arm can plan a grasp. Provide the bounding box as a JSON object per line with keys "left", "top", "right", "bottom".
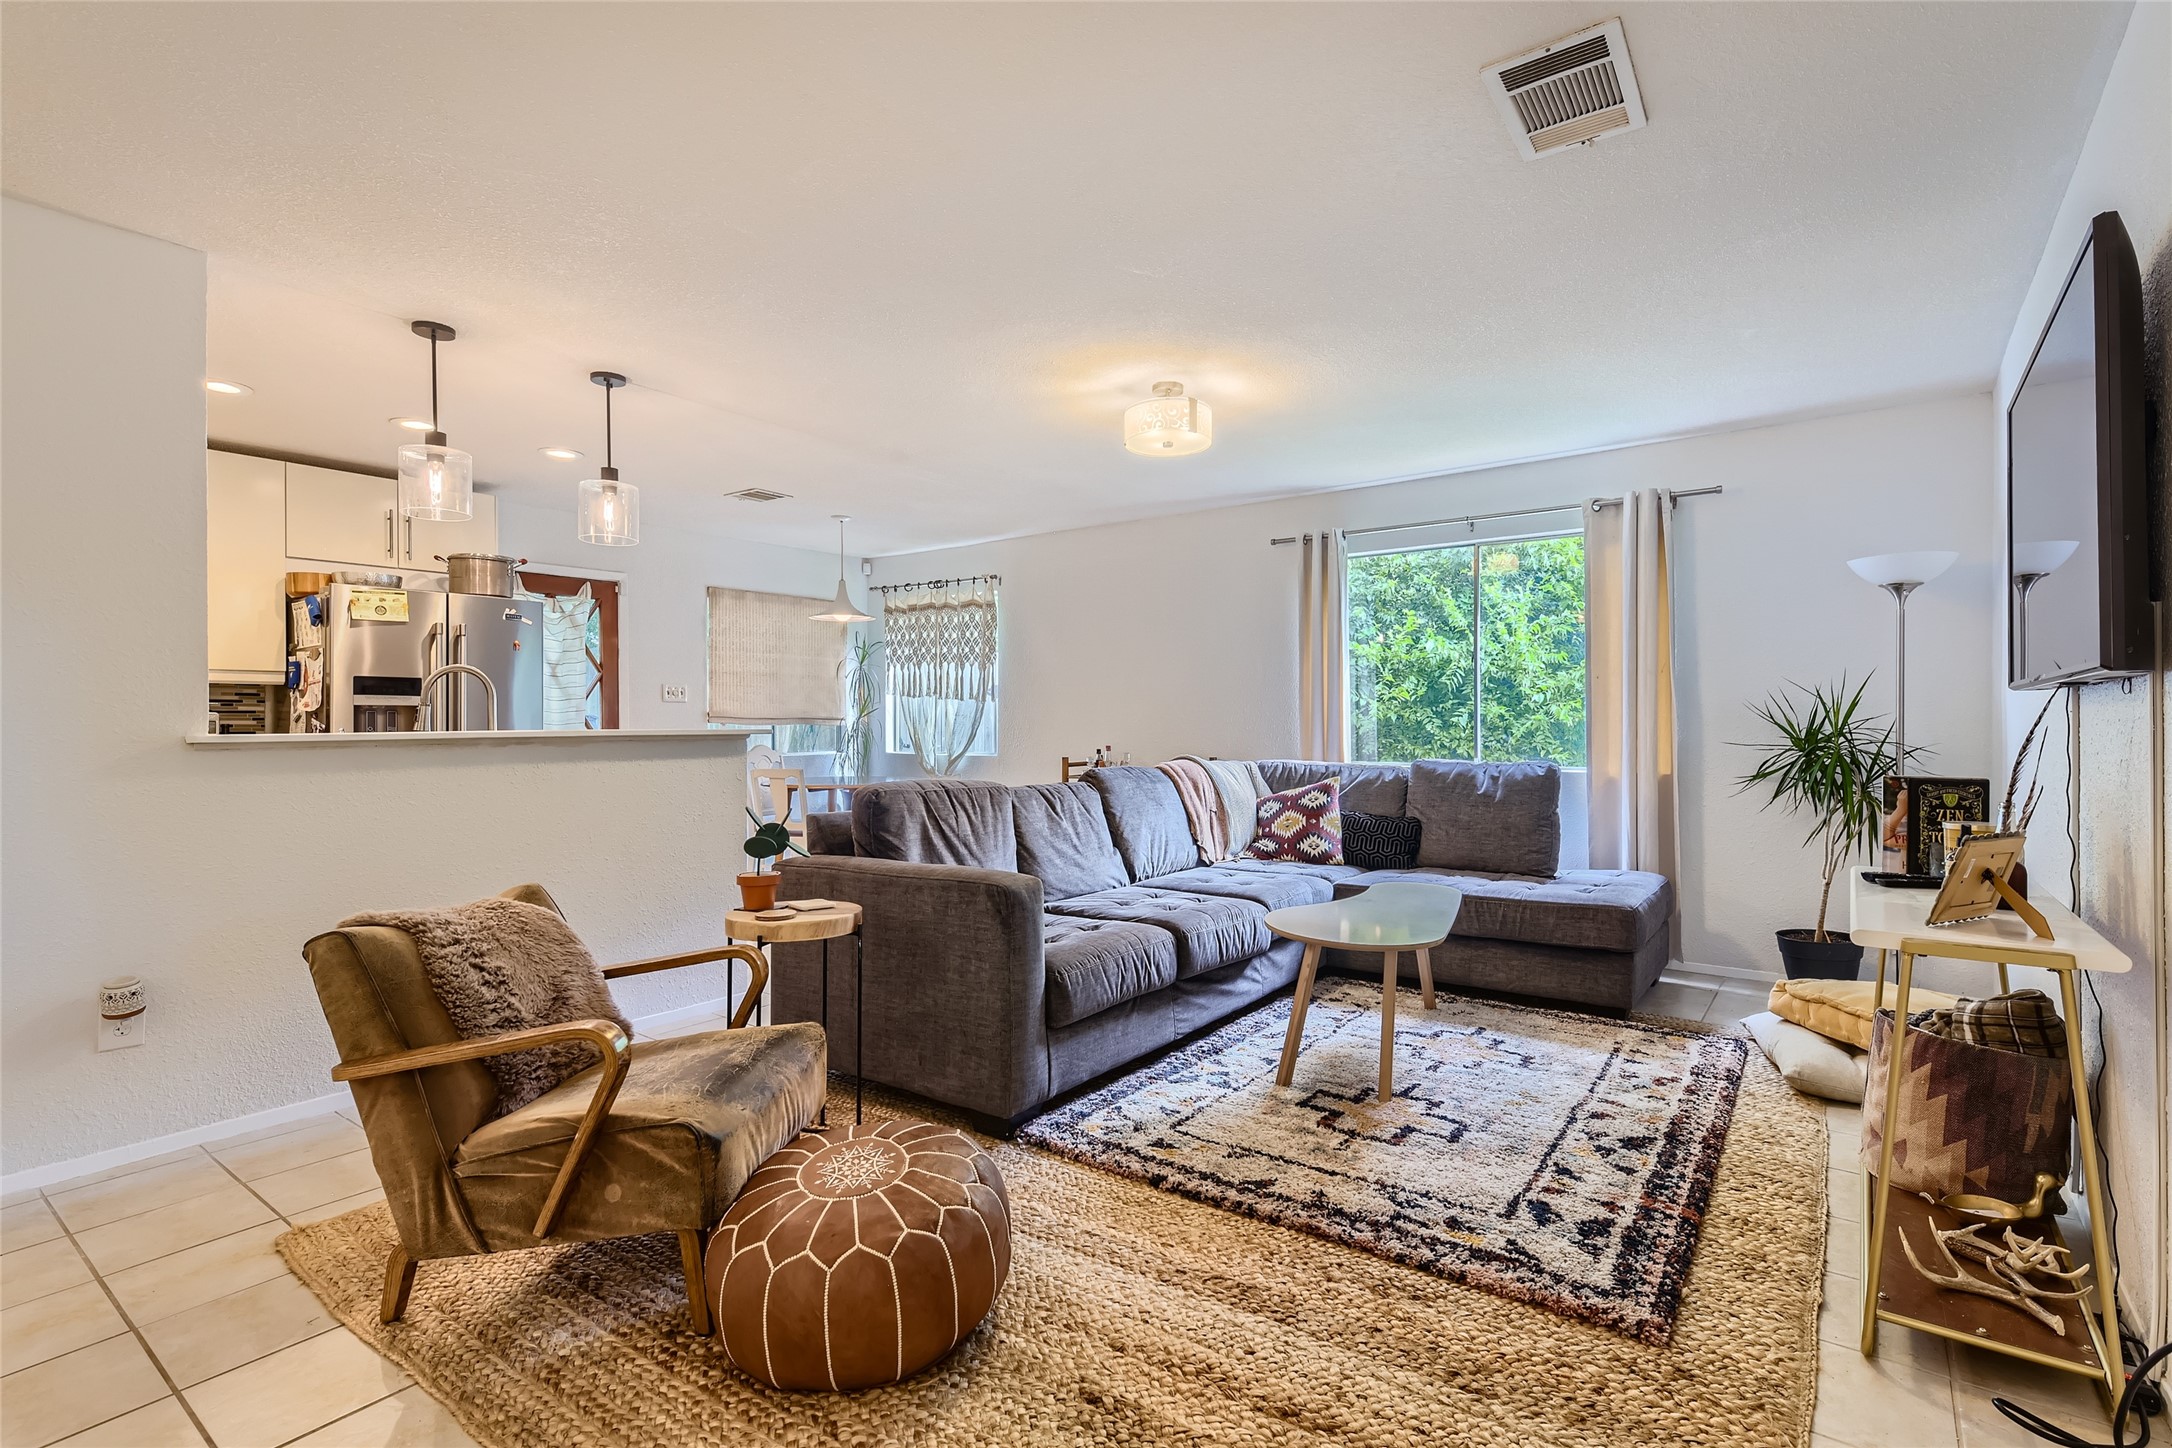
{"left": 661, "top": 684, "right": 689, "bottom": 703}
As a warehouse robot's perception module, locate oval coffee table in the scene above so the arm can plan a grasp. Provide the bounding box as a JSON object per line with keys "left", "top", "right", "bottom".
{"left": 1267, "top": 883, "right": 1463, "bottom": 1102}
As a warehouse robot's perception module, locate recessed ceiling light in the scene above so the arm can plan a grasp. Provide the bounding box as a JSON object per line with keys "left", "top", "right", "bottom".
{"left": 539, "top": 446, "right": 584, "bottom": 460}
{"left": 390, "top": 416, "right": 434, "bottom": 431}
{"left": 205, "top": 380, "right": 253, "bottom": 396}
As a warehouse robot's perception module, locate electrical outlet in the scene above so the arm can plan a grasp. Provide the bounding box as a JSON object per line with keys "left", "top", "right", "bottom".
{"left": 661, "top": 684, "right": 689, "bottom": 703}
{"left": 98, "top": 1015, "right": 144, "bottom": 1052}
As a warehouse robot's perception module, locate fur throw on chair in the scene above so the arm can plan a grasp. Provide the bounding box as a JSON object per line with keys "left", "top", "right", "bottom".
{"left": 342, "top": 897, "right": 632, "bottom": 1117}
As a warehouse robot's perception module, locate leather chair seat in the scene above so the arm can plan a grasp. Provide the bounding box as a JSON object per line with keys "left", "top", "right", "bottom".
{"left": 453, "top": 1024, "right": 827, "bottom": 1249}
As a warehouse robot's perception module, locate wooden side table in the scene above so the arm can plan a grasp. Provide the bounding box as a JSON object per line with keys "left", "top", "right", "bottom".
{"left": 1266, "top": 883, "right": 1462, "bottom": 1102}
{"left": 1847, "top": 869, "right": 2132, "bottom": 1414}
{"left": 726, "top": 902, "right": 865, "bottom": 1125}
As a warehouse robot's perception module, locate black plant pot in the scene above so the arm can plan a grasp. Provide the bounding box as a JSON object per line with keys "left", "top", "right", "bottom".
{"left": 1775, "top": 929, "right": 1865, "bottom": 980}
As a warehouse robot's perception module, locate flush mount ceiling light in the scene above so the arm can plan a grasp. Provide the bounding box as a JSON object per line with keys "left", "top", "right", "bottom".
{"left": 576, "top": 372, "right": 639, "bottom": 546}
{"left": 539, "top": 446, "right": 584, "bottom": 461}
{"left": 205, "top": 380, "right": 253, "bottom": 395}
{"left": 396, "top": 321, "right": 474, "bottom": 521}
{"left": 389, "top": 416, "right": 433, "bottom": 431}
{"left": 810, "top": 515, "right": 874, "bottom": 623}
{"left": 1123, "top": 381, "right": 1213, "bottom": 456}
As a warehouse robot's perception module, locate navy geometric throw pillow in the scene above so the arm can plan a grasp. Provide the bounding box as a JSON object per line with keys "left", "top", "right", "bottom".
{"left": 1341, "top": 811, "right": 1421, "bottom": 870}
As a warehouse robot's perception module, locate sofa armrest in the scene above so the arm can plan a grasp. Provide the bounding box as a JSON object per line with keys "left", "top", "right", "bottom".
{"left": 775, "top": 855, "right": 1048, "bottom": 1122}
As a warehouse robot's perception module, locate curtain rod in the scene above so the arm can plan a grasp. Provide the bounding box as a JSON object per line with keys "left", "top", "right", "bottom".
{"left": 1266, "top": 485, "right": 1722, "bottom": 545}
{"left": 872, "top": 573, "right": 1002, "bottom": 595}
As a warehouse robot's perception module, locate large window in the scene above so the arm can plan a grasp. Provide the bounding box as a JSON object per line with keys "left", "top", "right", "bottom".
{"left": 1346, "top": 532, "right": 1586, "bottom": 766}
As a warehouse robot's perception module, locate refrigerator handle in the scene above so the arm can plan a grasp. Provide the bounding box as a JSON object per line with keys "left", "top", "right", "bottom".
{"left": 450, "top": 624, "right": 467, "bottom": 730}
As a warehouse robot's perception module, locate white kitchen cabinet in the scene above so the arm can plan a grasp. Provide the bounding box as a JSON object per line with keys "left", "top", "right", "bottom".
{"left": 404, "top": 491, "right": 498, "bottom": 568}
{"left": 286, "top": 462, "right": 398, "bottom": 568}
{"left": 206, "top": 450, "right": 289, "bottom": 678}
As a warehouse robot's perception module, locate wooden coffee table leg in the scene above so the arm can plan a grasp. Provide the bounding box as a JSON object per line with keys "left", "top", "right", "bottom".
{"left": 1275, "top": 943, "right": 1324, "bottom": 1086}
{"left": 1378, "top": 949, "right": 1398, "bottom": 1101}
{"left": 1416, "top": 946, "right": 1436, "bottom": 1009}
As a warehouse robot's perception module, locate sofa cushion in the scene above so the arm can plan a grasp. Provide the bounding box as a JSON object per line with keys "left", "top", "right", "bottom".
{"left": 1083, "top": 767, "right": 1200, "bottom": 881}
{"left": 1407, "top": 760, "right": 1561, "bottom": 876}
{"left": 805, "top": 811, "right": 855, "bottom": 856}
{"left": 1239, "top": 778, "right": 1344, "bottom": 864}
{"left": 1012, "top": 782, "right": 1129, "bottom": 901}
{"left": 1042, "top": 915, "right": 1178, "bottom": 1028}
{"left": 1208, "top": 858, "right": 1368, "bottom": 885}
{"left": 851, "top": 779, "right": 1017, "bottom": 871}
{"left": 1341, "top": 810, "right": 1421, "bottom": 870}
{"left": 1139, "top": 864, "right": 1334, "bottom": 912}
{"left": 1047, "top": 886, "right": 1269, "bottom": 977}
{"left": 1343, "top": 868, "right": 1671, "bottom": 954}
{"left": 1256, "top": 759, "right": 1409, "bottom": 816}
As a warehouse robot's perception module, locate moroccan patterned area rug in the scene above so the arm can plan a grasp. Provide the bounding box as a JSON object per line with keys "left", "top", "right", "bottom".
{"left": 1022, "top": 979, "right": 1750, "bottom": 1344}
{"left": 279, "top": 1068, "right": 1825, "bottom": 1448}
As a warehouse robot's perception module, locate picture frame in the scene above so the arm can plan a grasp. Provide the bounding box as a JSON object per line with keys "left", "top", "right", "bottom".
{"left": 1926, "top": 831, "right": 2042, "bottom": 934}
{"left": 1882, "top": 775, "right": 1991, "bottom": 876}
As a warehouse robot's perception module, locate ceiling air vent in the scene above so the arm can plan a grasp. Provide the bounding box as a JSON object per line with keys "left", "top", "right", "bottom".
{"left": 725, "top": 487, "right": 791, "bottom": 503}
{"left": 1482, "top": 18, "right": 1647, "bottom": 161}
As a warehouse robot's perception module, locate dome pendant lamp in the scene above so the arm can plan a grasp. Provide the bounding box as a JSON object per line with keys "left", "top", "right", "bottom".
{"left": 810, "top": 515, "right": 873, "bottom": 623}
{"left": 397, "top": 321, "right": 475, "bottom": 521}
{"left": 1123, "top": 380, "right": 1212, "bottom": 456}
{"left": 576, "top": 372, "right": 640, "bottom": 546}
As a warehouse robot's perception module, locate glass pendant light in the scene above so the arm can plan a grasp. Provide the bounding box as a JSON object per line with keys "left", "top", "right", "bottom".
{"left": 810, "top": 515, "right": 873, "bottom": 622}
{"left": 576, "top": 371, "right": 640, "bottom": 546}
{"left": 396, "top": 321, "right": 475, "bottom": 520}
{"left": 1123, "top": 380, "right": 1213, "bottom": 456}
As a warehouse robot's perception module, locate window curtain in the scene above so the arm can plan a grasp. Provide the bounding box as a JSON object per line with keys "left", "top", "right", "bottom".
{"left": 1298, "top": 529, "right": 1348, "bottom": 760}
{"left": 1586, "top": 490, "right": 1680, "bottom": 949}
{"left": 706, "top": 587, "right": 847, "bottom": 724}
{"left": 884, "top": 578, "right": 998, "bottom": 776}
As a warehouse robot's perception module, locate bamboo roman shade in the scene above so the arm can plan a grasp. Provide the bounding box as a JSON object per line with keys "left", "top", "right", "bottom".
{"left": 705, "top": 587, "right": 846, "bottom": 724}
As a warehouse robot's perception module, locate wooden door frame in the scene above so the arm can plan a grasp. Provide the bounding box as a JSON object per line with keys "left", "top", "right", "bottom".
{"left": 519, "top": 571, "right": 621, "bottom": 730}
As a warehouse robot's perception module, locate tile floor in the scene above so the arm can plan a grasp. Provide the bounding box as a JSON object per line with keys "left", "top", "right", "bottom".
{"left": 0, "top": 986, "right": 2129, "bottom": 1447}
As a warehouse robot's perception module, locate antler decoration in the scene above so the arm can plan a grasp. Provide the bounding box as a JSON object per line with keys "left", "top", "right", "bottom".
{"left": 1898, "top": 1223, "right": 2092, "bottom": 1336}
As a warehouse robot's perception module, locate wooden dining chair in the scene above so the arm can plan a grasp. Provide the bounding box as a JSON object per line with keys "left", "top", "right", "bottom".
{"left": 750, "top": 767, "right": 808, "bottom": 843}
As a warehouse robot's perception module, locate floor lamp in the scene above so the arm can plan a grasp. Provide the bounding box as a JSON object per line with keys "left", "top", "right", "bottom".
{"left": 1846, "top": 550, "right": 1958, "bottom": 776}
{"left": 2010, "top": 539, "right": 2079, "bottom": 683}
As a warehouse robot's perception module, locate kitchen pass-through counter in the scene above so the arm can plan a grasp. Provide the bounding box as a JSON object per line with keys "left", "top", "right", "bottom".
{"left": 185, "top": 728, "right": 763, "bottom": 747}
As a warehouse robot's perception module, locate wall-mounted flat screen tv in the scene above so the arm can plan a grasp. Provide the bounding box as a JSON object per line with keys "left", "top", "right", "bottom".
{"left": 2006, "top": 209, "right": 2150, "bottom": 689}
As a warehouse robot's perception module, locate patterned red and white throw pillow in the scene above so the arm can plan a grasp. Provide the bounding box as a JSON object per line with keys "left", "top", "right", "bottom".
{"left": 1240, "top": 778, "right": 1344, "bottom": 864}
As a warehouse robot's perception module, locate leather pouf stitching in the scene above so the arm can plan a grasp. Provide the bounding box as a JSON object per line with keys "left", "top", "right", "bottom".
{"left": 706, "top": 1118, "right": 1010, "bottom": 1390}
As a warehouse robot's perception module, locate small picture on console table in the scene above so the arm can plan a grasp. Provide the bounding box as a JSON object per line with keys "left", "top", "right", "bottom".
{"left": 1927, "top": 831, "right": 2029, "bottom": 927}
{"left": 1883, "top": 776, "right": 1990, "bottom": 876}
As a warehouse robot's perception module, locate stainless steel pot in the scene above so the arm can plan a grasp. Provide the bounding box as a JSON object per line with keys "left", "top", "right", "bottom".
{"left": 435, "top": 553, "right": 528, "bottom": 596}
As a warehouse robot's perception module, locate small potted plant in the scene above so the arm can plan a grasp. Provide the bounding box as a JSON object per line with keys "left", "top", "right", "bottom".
{"left": 1736, "top": 677, "right": 1903, "bottom": 979}
{"left": 740, "top": 808, "right": 803, "bottom": 912}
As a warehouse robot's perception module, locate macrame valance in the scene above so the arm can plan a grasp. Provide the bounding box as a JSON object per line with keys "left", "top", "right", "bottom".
{"left": 881, "top": 577, "right": 998, "bottom": 775}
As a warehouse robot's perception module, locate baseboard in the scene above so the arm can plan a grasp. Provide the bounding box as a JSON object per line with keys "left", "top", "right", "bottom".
{"left": 0, "top": 995, "right": 736, "bottom": 1197}
{"left": 1669, "top": 959, "right": 1781, "bottom": 987}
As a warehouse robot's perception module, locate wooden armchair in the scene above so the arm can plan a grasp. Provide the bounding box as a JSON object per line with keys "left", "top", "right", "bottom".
{"left": 304, "top": 884, "right": 827, "bottom": 1334}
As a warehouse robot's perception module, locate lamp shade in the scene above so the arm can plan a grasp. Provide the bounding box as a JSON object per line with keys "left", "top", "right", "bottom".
{"left": 810, "top": 579, "right": 873, "bottom": 624}
{"left": 576, "top": 473, "right": 639, "bottom": 545}
{"left": 2013, "top": 539, "right": 2079, "bottom": 577}
{"left": 1123, "top": 381, "right": 1212, "bottom": 456}
{"left": 397, "top": 441, "right": 474, "bottom": 521}
{"left": 1847, "top": 550, "right": 1957, "bottom": 588}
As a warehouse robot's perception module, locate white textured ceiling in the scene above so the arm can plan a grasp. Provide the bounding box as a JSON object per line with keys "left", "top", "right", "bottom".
{"left": 0, "top": 2, "right": 2129, "bottom": 555}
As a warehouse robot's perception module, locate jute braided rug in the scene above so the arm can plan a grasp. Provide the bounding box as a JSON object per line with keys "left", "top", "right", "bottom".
{"left": 278, "top": 1005, "right": 1826, "bottom": 1448}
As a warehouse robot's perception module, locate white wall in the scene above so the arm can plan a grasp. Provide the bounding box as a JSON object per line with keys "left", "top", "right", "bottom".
{"left": 494, "top": 499, "right": 857, "bottom": 732}
{"left": 1, "top": 199, "right": 757, "bottom": 1174}
{"left": 1990, "top": 0, "right": 2170, "bottom": 1348}
{"left": 870, "top": 392, "right": 1999, "bottom": 979}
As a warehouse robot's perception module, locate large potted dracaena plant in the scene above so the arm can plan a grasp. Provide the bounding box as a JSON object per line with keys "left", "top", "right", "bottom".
{"left": 1736, "top": 677, "right": 1903, "bottom": 979}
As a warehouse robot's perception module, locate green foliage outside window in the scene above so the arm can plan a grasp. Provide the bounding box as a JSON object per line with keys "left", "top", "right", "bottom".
{"left": 1347, "top": 535, "right": 1588, "bottom": 767}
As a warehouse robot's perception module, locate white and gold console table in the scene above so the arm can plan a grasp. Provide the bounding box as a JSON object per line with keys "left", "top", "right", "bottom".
{"left": 1847, "top": 868, "right": 2131, "bottom": 1411}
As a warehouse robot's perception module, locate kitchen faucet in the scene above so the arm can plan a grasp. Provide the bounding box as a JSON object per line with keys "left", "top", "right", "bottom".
{"left": 417, "top": 663, "right": 499, "bottom": 731}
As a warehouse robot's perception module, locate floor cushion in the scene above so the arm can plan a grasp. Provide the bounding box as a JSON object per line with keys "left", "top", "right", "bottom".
{"left": 707, "top": 1119, "right": 1009, "bottom": 1390}
{"left": 1047, "top": 886, "right": 1269, "bottom": 977}
{"left": 1406, "top": 759, "right": 1561, "bottom": 876}
{"left": 1767, "top": 978, "right": 1959, "bottom": 1050}
{"left": 1744, "top": 1011, "right": 1866, "bottom": 1103}
{"left": 1013, "top": 781, "right": 1129, "bottom": 901}
{"left": 1043, "top": 914, "right": 1179, "bottom": 1027}
{"left": 1342, "top": 868, "right": 1670, "bottom": 954}
{"left": 1137, "top": 864, "right": 1334, "bottom": 912}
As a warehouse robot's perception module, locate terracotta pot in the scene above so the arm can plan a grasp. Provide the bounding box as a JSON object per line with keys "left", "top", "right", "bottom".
{"left": 738, "top": 872, "right": 780, "bottom": 912}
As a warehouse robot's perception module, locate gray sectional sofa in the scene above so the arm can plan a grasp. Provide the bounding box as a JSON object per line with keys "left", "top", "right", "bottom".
{"left": 773, "top": 760, "right": 1671, "bottom": 1130}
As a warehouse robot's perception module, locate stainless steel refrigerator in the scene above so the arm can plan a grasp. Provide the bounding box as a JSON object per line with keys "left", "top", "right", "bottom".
{"left": 303, "top": 585, "right": 542, "bottom": 732}
{"left": 427, "top": 594, "right": 544, "bottom": 731}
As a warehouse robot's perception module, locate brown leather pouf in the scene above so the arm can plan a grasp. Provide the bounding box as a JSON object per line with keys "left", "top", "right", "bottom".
{"left": 706, "top": 1118, "right": 1010, "bottom": 1391}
